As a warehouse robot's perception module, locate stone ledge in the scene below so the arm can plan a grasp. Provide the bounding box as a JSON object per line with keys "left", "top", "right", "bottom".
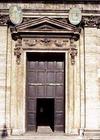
{"left": 84, "top": 129, "right": 100, "bottom": 136}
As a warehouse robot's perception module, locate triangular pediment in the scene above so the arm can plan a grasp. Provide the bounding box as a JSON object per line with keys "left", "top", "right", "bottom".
{"left": 16, "top": 17, "right": 80, "bottom": 34}
{"left": 11, "top": 17, "right": 81, "bottom": 40}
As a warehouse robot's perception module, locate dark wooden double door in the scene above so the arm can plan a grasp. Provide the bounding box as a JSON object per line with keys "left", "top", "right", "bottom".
{"left": 26, "top": 53, "right": 65, "bottom": 132}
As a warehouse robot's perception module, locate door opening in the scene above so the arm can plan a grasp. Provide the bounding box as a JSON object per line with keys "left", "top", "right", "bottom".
{"left": 26, "top": 52, "right": 65, "bottom": 133}
{"left": 36, "top": 98, "right": 54, "bottom": 132}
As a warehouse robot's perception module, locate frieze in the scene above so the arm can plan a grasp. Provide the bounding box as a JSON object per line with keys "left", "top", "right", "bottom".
{"left": 14, "top": 38, "right": 77, "bottom": 65}
{"left": 82, "top": 16, "right": 99, "bottom": 28}
{"left": 22, "top": 38, "right": 70, "bottom": 50}
{"left": 54, "top": 39, "right": 69, "bottom": 47}
{"left": 0, "top": 15, "right": 100, "bottom": 29}
{"left": 24, "top": 39, "right": 37, "bottom": 47}
{"left": 40, "top": 38, "right": 51, "bottom": 46}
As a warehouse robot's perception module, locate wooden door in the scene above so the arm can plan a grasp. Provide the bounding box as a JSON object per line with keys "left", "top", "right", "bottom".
{"left": 26, "top": 53, "right": 65, "bottom": 132}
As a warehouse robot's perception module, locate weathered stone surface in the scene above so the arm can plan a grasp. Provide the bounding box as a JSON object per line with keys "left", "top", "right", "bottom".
{"left": 0, "top": 3, "right": 100, "bottom": 11}
{"left": 85, "top": 28, "right": 100, "bottom": 129}
{"left": 0, "top": 26, "right": 7, "bottom": 128}
{"left": 0, "top": 2, "right": 100, "bottom": 138}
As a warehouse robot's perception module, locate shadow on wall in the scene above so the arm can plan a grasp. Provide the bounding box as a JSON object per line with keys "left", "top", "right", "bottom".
{"left": 1, "top": 124, "right": 8, "bottom": 139}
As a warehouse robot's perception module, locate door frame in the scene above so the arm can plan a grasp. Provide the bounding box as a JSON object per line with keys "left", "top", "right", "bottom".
{"left": 23, "top": 50, "right": 68, "bottom": 133}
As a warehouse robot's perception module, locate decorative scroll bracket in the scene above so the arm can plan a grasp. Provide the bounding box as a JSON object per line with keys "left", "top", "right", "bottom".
{"left": 69, "top": 39, "right": 77, "bottom": 65}
{"left": 14, "top": 38, "right": 22, "bottom": 65}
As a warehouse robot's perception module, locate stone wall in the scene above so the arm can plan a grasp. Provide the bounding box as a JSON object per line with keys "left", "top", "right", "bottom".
{"left": 0, "top": 3, "right": 100, "bottom": 11}
{"left": 0, "top": 26, "right": 7, "bottom": 129}
{"left": 85, "top": 28, "right": 100, "bottom": 129}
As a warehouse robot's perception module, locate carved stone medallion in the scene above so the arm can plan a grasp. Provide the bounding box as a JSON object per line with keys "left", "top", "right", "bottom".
{"left": 9, "top": 5, "right": 23, "bottom": 25}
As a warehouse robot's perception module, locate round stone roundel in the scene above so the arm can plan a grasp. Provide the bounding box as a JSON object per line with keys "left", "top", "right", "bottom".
{"left": 9, "top": 5, "right": 23, "bottom": 25}
{"left": 69, "top": 7, "right": 82, "bottom": 25}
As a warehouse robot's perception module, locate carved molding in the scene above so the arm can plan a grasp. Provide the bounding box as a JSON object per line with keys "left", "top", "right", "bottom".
{"left": 24, "top": 39, "right": 37, "bottom": 47}
{"left": 54, "top": 40, "right": 68, "bottom": 47}
{"left": 40, "top": 38, "right": 51, "bottom": 46}
{"left": 0, "top": 14, "right": 100, "bottom": 28}
{"left": 23, "top": 38, "right": 77, "bottom": 65}
{"left": 14, "top": 38, "right": 22, "bottom": 64}
{"left": 82, "top": 16, "right": 100, "bottom": 28}
{"left": 13, "top": 38, "right": 72, "bottom": 65}
{"left": 0, "top": 15, "right": 9, "bottom": 25}
{"left": 69, "top": 39, "right": 77, "bottom": 65}
{"left": 22, "top": 38, "right": 70, "bottom": 50}
{"left": 14, "top": 37, "right": 77, "bottom": 65}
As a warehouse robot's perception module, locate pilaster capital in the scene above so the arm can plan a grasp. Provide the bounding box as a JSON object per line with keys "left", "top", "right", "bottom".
{"left": 82, "top": 16, "right": 100, "bottom": 28}
{"left": 0, "top": 15, "right": 9, "bottom": 25}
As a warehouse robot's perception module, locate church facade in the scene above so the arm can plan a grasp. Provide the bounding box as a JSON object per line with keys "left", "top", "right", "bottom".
{"left": 0, "top": 1, "right": 100, "bottom": 138}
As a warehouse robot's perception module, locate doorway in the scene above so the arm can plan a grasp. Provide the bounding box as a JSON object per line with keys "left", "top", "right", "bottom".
{"left": 37, "top": 98, "right": 54, "bottom": 131}
{"left": 26, "top": 52, "right": 65, "bottom": 132}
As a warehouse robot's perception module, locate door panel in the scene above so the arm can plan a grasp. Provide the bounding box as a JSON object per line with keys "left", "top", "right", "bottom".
{"left": 56, "top": 72, "right": 64, "bottom": 83}
{"left": 27, "top": 113, "right": 36, "bottom": 130}
{"left": 26, "top": 99, "right": 36, "bottom": 131}
{"left": 28, "top": 71, "right": 36, "bottom": 83}
{"left": 47, "top": 61, "right": 54, "bottom": 70}
{"left": 46, "top": 72, "right": 55, "bottom": 83}
{"left": 28, "top": 86, "right": 36, "bottom": 97}
{"left": 55, "top": 98, "right": 64, "bottom": 132}
{"left": 55, "top": 85, "right": 64, "bottom": 97}
{"left": 26, "top": 53, "right": 65, "bottom": 132}
{"left": 37, "top": 85, "right": 45, "bottom": 97}
{"left": 55, "top": 98, "right": 64, "bottom": 111}
{"left": 38, "top": 61, "right": 46, "bottom": 69}
{"left": 38, "top": 71, "right": 45, "bottom": 83}
{"left": 46, "top": 85, "right": 55, "bottom": 97}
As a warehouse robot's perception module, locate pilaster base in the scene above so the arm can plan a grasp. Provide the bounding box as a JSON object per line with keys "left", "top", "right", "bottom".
{"left": 11, "top": 129, "right": 24, "bottom": 136}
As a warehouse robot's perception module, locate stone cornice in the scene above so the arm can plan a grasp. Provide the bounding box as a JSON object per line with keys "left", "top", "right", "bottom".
{"left": 9, "top": 17, "right": 80, "bottom": 42}
{"left": 0, "top": 0, "right": 100, "bottom": 4}
{"left": 0, "top": 13, "right": 100, "bottom": 28}
{"left": 1, "top": 9, "right": 100, "bottom": 16}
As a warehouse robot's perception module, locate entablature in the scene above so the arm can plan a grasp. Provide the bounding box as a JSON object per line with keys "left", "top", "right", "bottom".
{"left": 1, "top": 12, "right": 100, "bottom": 29}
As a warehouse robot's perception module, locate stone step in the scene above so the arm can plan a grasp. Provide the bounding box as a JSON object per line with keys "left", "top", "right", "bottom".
{"left": 84, "top": 132, "right": 100, "bottom": 136}
{"left": 5, "top": 135, "right": 79, "bottom": 140}
{"left": 1, "top": 135, "right": 100, "bottom": 140}
{"left": 84, "top": 129, "right": 100, "bottom": 136}
{"left": 37, "top": 126, "right": 53, "bottom": 133}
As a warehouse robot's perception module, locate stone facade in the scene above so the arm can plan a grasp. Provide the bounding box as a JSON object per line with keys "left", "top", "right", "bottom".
{"left": 0, "top": 2, "right": 100, "bottom": 138}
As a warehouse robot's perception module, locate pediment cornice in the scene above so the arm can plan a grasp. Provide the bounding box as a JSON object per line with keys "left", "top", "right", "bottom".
{"left": 10, "top": 17, "right": 80, "bottom": 40}
{"left": 16, "top": 17, "right": 79, "bottom": 32}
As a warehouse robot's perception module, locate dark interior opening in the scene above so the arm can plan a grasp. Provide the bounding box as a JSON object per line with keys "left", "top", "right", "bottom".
{"left": 36, "top": 98, "right": 54, "bottom": 131}
{"left": 27, "top": 52, "right": 65, "bottom": 61}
